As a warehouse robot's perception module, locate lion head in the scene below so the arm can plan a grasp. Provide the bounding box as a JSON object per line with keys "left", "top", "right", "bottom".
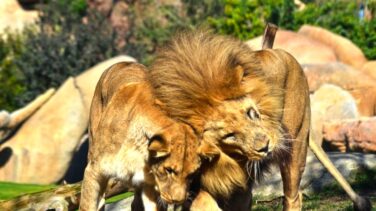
{"left": 146, "top": 122, "right": 200, "bottom": 204}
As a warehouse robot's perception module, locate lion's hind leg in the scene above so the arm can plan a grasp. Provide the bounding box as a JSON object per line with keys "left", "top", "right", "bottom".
{"left": 80, "top": 162, "right": 108, "bottom": 211}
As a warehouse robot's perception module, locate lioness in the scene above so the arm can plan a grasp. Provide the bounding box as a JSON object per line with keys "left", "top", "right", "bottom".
{"left": 80, "top": 62, "right": 214, "bottom": 211}
{"left": 148, "top": 30, "right": 309, "bottom": 211}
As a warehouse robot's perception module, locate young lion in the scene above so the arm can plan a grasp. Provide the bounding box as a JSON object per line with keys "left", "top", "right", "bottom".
{"left": 80, "top": 62, "right": 213, "bottom": 211}
{"left": 148, "top": 30, "right": 308, "bottom": 210}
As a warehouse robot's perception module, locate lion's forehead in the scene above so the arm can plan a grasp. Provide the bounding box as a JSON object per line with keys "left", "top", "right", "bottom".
{"left": 167, "top": 144, "right": 200, "bottom": 173}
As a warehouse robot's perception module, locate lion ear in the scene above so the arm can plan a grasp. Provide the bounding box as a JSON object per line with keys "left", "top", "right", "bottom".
{"left": 154, "top": 99, "right": 167, "bottom": 110}
{"left": 154, "top": 99, "right": 164, "bottom": 106}
{"left": 233, "top": 65, "right": 245, "bottom": 85}
{"left": 198, "top": 141, "right": 220, "bottom": 162}
{"left": 148, "top": 135, "right": 170, "bottom": 158}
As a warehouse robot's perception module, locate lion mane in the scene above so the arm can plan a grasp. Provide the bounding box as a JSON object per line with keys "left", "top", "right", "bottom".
{"left": 149, "top": 30, "right": 283, "bottom": 130}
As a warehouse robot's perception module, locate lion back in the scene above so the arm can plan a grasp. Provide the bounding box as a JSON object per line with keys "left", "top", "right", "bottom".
{"left": 253, "top": 49, "right": 311, "bottom": 139}
{"left": 89, "top": 62, "right": 148, "bottom": 142}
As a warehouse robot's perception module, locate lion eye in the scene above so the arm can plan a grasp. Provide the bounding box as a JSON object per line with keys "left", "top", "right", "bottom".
{"left": 222, "top": 132, "right": 236, "bottom": 141}
{"left": 165, "top": 167, "right": 175, "bottom": 175}
{"left": 247, "top": 108, "right": 260, "bottom": 120}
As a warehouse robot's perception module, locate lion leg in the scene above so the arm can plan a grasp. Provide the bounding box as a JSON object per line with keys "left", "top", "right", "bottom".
{"left": 190, "top": 190, "right": 222, "bottom": 211}
{"left": 279, "top": 108, "right": 310, "bottom": 211}
{"left": 309, "top": 138, "right": 372, "bottom": 211}
{"left": 80, "top": 162, "right": 108, "bottom": 211}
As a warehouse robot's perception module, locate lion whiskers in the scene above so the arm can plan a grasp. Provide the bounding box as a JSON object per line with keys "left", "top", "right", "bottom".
{"left": 246, "top": 160, "right": 262, "bottom": 183}
{"left": 157, "top": 197, "right": 168, "bottom": 209}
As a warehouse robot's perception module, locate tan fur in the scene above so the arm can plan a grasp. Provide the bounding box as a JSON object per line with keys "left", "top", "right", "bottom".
{"left": 190, "top": 190, "right": 222, "bottom": 211}
{"left": 80, "top": 62, "right": 213, "bottom": 211}
{"left": 148, "top": 30, "right": 310, "bottom": 210}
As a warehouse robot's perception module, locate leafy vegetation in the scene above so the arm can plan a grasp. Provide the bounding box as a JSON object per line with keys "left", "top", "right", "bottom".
{"left": 16, "top": 0, "right": 121, "bottom": 106}
{"left": 208, "top": 0, "right": 376, "bottom": 60}
{"left": 0, "top": 33, "right": 26, "bottom": 110}
{"left": 124, "top": 2, "right": 188, "bottom": 65}
{"left": 208, "top": 0, "right": 295, "bottom": 40}
{"left": 0, "top": 182, "right": 55, "bottom": 200}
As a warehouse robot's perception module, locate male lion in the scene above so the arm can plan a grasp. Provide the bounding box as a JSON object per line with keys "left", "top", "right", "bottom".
{"left": 148, "top": 30, "right": 370, "bottom": 211}
{"left": 80, "top": 62, "right": 215, "bottom": 211}
{"left": 148, "top": 31, "right": 304, "bottom": 210}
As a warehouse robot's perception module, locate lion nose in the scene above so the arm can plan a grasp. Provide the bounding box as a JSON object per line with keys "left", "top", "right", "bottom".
{"left": 256, "top": 140, "right": 269, "bottom": 153}
{"left": 254, "top": 134, "right": 269, "bottom": 153}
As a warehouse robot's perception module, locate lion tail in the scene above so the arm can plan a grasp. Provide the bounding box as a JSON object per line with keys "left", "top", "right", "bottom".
{"left": 309, "top": 133, "right": 372, "bottom": 211}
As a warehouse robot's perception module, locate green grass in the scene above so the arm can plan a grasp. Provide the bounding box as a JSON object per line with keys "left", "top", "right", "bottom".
{"left": 253, "top": 168, "right": 376, "bottom": 210}
{"left": 106, "top": 192, "right": 133, "bottom": 204}
{"left": 0, "top": 181, "right": 56, "bottom": 200}
{"left": 252, "top": 194, "right": 376, "bottom": 211}
{"left": 0, "top": 181, "right": 133, "bottom": 203}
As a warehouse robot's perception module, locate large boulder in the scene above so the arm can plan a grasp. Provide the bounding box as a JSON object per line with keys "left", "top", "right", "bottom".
{"left": 310, "top": 84, "right": 359, "bottom": 146}
{"left": 302, "top": 62, "right": 376, "bottom": 92}
{"left": 0, "top": 56, "right": 136, "bottom": 184}
{"left": 303, "top": 63, "right": 376, "bottom": 116}
{"left": 0, "top": 78, "right": 88, "bottom": 183}
{"left": 349, "top": 86, "right": 376, "bottom": 117}
{"left": 323, "top": 117, "right": 376, "bottom": 153}
{"left": 246, "top": 30, "right": 337, "bottom": 64}
{"left": 361, "top": 61, "right": 376, "bottom": 80}
{"left": 0, "top": 0, "right": 38, "bottom": 34}
{"left": 298, "top": 25, "right": 367, "bottom": 69}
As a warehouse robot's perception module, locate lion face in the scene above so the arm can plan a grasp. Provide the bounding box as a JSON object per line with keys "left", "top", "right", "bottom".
{"left": 203, "top": 95, "right": 284, "bottom": 161}
{"left": 147, "top": 123, "right": 201, "bottom": 204}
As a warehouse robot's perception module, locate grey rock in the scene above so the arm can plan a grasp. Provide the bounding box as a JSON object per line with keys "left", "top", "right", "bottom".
{"left": 253, "top": 152, "right": 376, "bottom": 198}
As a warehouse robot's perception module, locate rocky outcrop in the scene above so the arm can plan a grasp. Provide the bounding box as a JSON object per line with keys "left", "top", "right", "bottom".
{"left": 0, "top": 0, "right": 38, "bottom": 34}
{"left": 310, "top": 84, "right": 359, "bottom": 146}
{"left": 323, "top": 117, "right": 376, "bottom": 153}
{"left": 246, "top": 30, "right": 337, "bottom": 64}
{"left": 0, "top": 56, "right": 136, "bottom": 184}
{"left": 298, "top": 25, "right": 367, "bottom": 69}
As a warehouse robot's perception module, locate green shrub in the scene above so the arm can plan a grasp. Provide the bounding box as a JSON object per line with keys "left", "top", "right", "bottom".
{"left": 15, "top": 0, "right": 121, "bottom": 105}
{"left": 125, "top": 0, "right": 223, "bottom": 65}
{"left": 125, "top": 2, "right": 190, "bottom": 65}
{"left": 0, "top": 33, "right": 26, "bottom": 111}
{"left": 208, "top": 0, "right": 295, "bottom": 40}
